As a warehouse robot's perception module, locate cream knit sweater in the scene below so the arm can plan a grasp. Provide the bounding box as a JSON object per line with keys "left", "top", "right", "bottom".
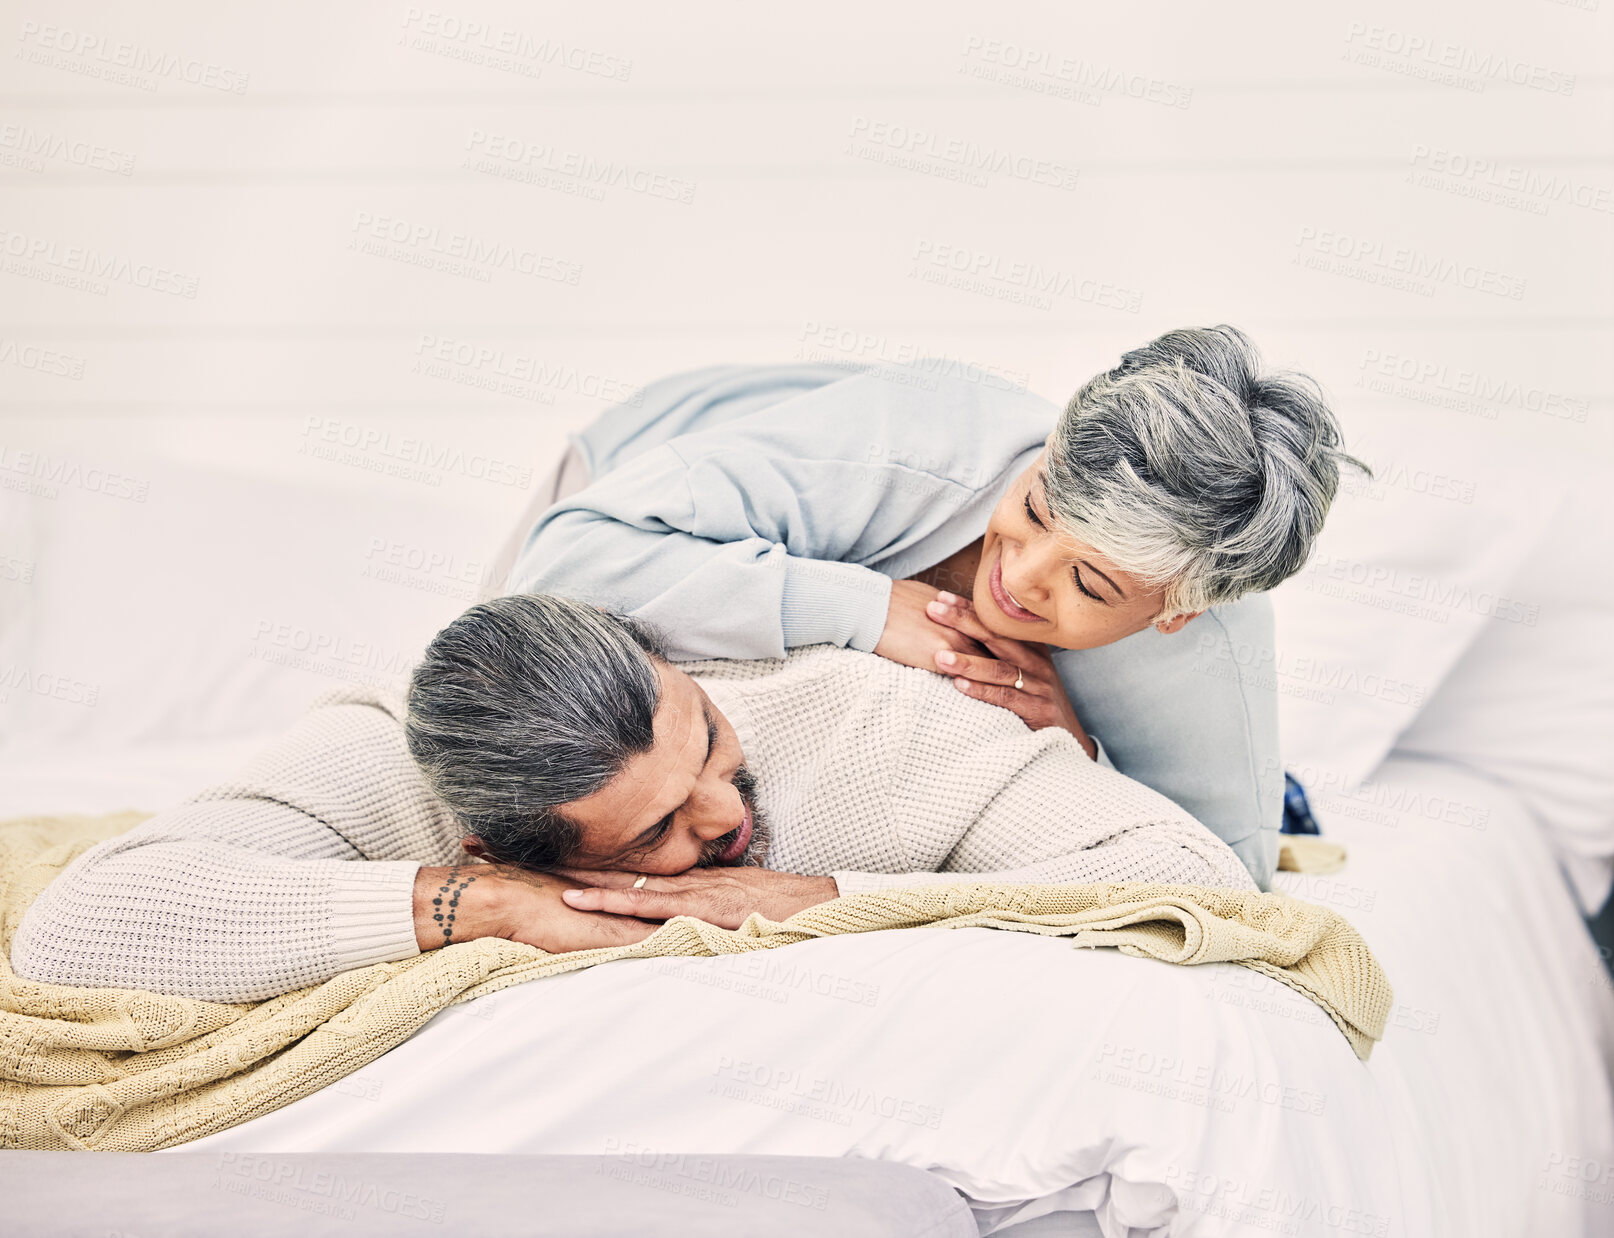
{"left": 10, "top": 646, "right": 1254, "bottom": 1002}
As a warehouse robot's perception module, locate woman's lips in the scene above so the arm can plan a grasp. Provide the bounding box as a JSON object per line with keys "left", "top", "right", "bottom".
{"left": 715, "top": 805, "right": 753, "bottom": 864}
{"left": 988, "top": 556, "right": 1044, "bottom": 624}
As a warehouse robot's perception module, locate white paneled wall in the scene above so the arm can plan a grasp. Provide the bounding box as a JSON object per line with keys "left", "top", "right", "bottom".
{"left": 1, "top": 1, "right": 1610, "bottom": 782}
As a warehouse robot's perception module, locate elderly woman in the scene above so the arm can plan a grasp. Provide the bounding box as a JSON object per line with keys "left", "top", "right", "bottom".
{"left": 502, "top": 326, "right": 1359, "bottom": 889}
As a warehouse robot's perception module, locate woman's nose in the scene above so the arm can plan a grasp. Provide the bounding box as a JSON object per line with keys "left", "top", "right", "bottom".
{"left": 1004, "top": 540, "right": 1060, "bottom": 602}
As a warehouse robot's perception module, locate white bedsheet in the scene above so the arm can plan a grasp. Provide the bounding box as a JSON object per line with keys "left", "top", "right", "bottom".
{"left": 150, "top": 755, "right": 1612, "bottom": 1237}
{"left": 186, "top": 933, "right": 1395, "bottom": 1236}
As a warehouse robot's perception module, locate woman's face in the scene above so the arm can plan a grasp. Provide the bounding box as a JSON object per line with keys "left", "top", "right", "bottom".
{"left": 972, "top": 456, "right": 1194, "bottom": 650}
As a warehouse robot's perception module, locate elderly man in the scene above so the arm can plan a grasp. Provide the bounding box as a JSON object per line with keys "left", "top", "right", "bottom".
{"left": 11, "top": 594, "right": 1253, "bottom": 1004}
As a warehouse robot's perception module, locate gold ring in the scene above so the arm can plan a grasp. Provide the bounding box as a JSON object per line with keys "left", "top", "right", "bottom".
{"left": 1013, "top": 670, "right": 1025, "bottom": 692}
{"left": 632, "top": 874, "right": 649, "bottom": 889}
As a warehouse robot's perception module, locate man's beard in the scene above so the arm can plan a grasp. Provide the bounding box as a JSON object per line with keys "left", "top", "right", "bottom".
{"left": 698, "top": 764, "right": 770, "bottom": 867}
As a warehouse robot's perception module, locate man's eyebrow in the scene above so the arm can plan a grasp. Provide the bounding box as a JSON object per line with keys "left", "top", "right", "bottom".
{"left": 624, "top": 700, "right": 718, "bottom": 852}
{"left": 703, "top": 701, "right": 718, "bottom": 760}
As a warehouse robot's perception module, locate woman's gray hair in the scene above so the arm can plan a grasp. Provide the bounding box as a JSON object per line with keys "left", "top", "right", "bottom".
{"left": 1044, "top": 325, "right": 1365, "bottom": 618}
{"left": 405, "top": 593, "right": 668, "bottom": 869}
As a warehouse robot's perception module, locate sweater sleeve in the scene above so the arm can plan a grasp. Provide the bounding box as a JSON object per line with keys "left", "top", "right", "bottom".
{"left": 505, "top": 367, "right": 1052, "bottom": 662}
{"left": 514, "top": 471, "right": 895, "bottom": 662}
{"left": 830, "top": 675, "right": 1257, "bottom": 896}
{"left": 8, "top": 692, "right": 458, "bottom": 1003}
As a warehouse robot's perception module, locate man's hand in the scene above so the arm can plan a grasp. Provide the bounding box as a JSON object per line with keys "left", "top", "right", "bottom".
{"left": 412, "top": 864, "right": 659, "bottom": 953}
{"left": 874, "top": 579, "right": 987, "bottom": 672}
{"left": 554, "top": 867, "right": 840, "bottom": 929}
{"left": 925, "top": 592, "right": 1098, "bottom": 760}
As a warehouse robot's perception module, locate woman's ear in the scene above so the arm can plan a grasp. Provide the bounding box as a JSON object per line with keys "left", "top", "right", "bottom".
{"left": 1154, "top": 610, "right": 1204, "bottom": 636}
{"left": 460, "top": 836, "right": 488, "bottom": 860}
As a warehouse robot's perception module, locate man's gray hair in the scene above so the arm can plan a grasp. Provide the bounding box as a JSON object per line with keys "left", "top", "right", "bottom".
{"left": 405, "top": 593, "right": 668, "bottom": 869}
{"left": 1044, "top": 325, "right": 1364, "bottom": 619}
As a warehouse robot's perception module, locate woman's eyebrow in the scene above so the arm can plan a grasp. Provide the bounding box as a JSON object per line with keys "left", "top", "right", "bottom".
{"left": 1082, "top": 561, "right": 1125, "bottom": 601}
{"left": 1037, "top": 469, "right": 1127, "bottom": 601}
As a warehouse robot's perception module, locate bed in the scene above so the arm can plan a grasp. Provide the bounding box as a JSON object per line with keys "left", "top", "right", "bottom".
{"left": 4, "top": 428, "right": 1612, "bottom": 1235}
{"left": 131, "top": 752, "right": 1600, "bottom": 1236}
{"left": 0, "top": 743, "right": 1605, "bottom": 1235}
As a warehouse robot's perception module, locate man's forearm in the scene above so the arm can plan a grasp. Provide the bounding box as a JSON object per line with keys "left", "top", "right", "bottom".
{"left": 10, "top": 837, "right": 423, "bottom": 1003}
{"left": 413, "top": 864, "right": 506, "bottom": 951}
{"left": 13, "top": 851, "right": 648, "bottom": 1004}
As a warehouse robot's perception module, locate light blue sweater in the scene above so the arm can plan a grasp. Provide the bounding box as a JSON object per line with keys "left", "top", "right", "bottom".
{"left": 509, "top": 363, "right": 1281, "bottom": 887}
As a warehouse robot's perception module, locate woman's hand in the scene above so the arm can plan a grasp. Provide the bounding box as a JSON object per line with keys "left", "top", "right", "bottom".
{"left": 554, "top": 866, "right": 840, "bottom": 929}
{"left": 874, "top": 579, "right": 987, "bottom": 672}
{"left": 924, "top": 592, "right": 1098, "bottom": 760}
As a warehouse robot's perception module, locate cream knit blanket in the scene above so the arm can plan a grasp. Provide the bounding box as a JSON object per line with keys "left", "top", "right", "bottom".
{"left": 0, "top": 813, "right": 1391, "bottom": 1152}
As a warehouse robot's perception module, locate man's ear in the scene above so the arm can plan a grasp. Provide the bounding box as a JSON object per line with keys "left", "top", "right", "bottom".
{"left": 460, "top": 836, "right": 488, "bottom": 860}
{"left": 1154, "top": 610, "right": 1204, "bottom": 636}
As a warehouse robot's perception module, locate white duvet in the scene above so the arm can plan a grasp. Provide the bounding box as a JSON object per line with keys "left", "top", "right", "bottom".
{"left": 175, "top": 757, "right": 1614, "bottom": 1238}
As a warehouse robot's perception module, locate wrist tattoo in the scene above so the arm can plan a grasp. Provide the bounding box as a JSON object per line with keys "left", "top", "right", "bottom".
{"left": 432, "top": 865, "right": 479, "bottom": 947}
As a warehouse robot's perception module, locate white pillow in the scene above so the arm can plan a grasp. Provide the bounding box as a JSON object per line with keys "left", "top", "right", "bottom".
{"left": 0, "top": 452, "right": 512, "bottom": 751}
{"left": 1394, "top": 476, "right": 1614, "bottom": 914}
{"left": 1272, "top": 417, "right": 1557, "bottom": 795}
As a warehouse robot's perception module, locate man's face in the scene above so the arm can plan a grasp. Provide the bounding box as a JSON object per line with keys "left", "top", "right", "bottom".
{"left": 560, "top": 662, "right": 764, "bottom": 875}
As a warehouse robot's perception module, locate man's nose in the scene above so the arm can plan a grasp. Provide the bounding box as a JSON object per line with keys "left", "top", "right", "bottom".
{"left": 685, "top": 780, "right": 743, "bottom": 841}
